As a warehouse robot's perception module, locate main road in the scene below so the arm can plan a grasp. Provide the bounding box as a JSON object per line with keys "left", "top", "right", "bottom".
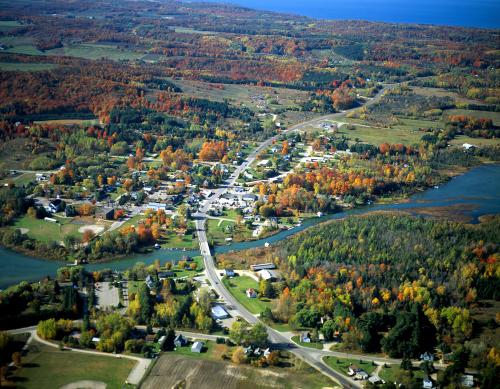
{"left": 193, "top": 87, "right": 393, "bottom": 388}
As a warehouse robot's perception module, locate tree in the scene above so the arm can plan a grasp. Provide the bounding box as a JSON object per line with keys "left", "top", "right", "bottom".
{"left": 11, "top": 352, "right": 21, "bottom": 367}
{"left": 229, "top": 321, "right": 248, "bottom": 346}
{"left": 231, "top": 346, "right": 247, "bottom": 364}
{"left": 138, "top": 284, "right": 153, "bottom": 324}
{"left": 249, "top": 323, "right": 269, "bottom": 347}
{"left": 37, "top": 318, "right": 57, "bottom": 340}
{"left": 162, "top": 328, "right": 176, "bottom": 351}
{"left": 322, "top": 319, "right": 336, "bottom": 341}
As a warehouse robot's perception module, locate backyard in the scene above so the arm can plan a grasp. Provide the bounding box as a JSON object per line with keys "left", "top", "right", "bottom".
{"left": 222, "top": 275, "right": 271, "bottom": 315}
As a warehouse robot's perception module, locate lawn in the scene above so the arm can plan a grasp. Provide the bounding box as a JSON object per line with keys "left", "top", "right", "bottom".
{"left": 323, "top": 356, "right": 377, "bottom": 376}
{"left": 0, "top": 62, "right": 57, "bottom": 72}
{"left": 449, "top": 135, "right": 500, "bottom": 148}
{"left": 172, "top": 256, "right": 204, "bottom": 278}
{"left": 13, "top": 215, "right": 82, "bottom": 243}
{"left": 291, "top": 335, "right": 323, "bottom": 350}
{"left": 171, "top": 339, "right": 217, "bottom": 360}
{"left": 207, "top": 217, "right": 254, "bottom": 245}
{"left": 379, "top": 364, "right": 425, "bottom": 384}
{"left": 34, "top": 118, "right": 98, "bottom": 126}
{"left": 222, "top": 275, "right": 271, "bottom": 315}
{"left": 11, "top": 341, "right": 135, "bottom": 389}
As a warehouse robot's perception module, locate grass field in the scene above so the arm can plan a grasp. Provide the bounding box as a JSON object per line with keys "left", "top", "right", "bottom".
{"left": 13, "top": 215, "right": 81, "bottom": 243}
{"left": 334, "top": 119, "right": 426, "bottom": 145}
{"left": 142, "top": 352, "right": 335, "bottom": 389}
{"left": 47, "top": 43, "right": 143, "bottom": 61}
{"left": 222, "top": 275, "right": 271, "bottom": 314}
{"left": 443, "top": 108, "right": 500, "bottom": 126}
{"left": 34, "top": 118, "right": 98, "bottom": 126}
{"left": 291, "top": 335, "right": 323, "bottom": 350}
{"left": 0, "top": 62, "right": 56, "bottom": 72}
{"left": 1, "top": 36, "right": 45, "bottom": 56}
{"left": 0, "top": 20, "right": 22, "bottom": 29}
{"left": 0, "top": 172, "right": 36, "bottom": 186}
{"left": 323, "top": 356, "right": 377, "bottom": 377}
{"left": 378, "top": 364, "right": 425, "bottom": 384}
{"left": 449, "top": 135, "right": 500, "bottom": 148}
{"left": 11, "top": 341, "right": 135, "bottom": 389}
{"left": 207, "top": 217, "right": 254, "bottom": 245}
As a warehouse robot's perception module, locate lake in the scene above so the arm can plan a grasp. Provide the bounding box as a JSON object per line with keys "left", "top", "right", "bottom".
{"left": 0, "top": 163, "right": 499, "bottom": 289}
{"left": 205, "top": 0, "right": 500, "bottom": 28}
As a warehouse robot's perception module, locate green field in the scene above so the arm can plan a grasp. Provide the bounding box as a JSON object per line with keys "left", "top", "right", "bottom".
{"left": 13, "top": 215, "right": 82, "bottom": 243}
{"left": 0, "top": 62, "right": 56, "bottom": 72}
{"left": 47, "top": 43, "right": 143, "bottom": 61}
{"left": 0, "top": 172, "right": 36, "bottom": 186}
{"left": 323, "top": 356, "right": 377, "bottom": 376}
{"left": 378, "top": 364, "right": 425, "bottom": 384}
{"left": 1, "top": 36, "right": 45, "bottom": 55}
{"left": 449, "top": 135, "right": 500, "bottom": 148}
{"left": 335, "top": 119, "right": 426, "bottom": 145}
{"left": 291, "top": 335, "right": 323, "bottom": 350}
{"left": 444, "top": 108, "right": 500, "bottom": 126}
{"left": 207, "top": 217, "right": 254, "bottom": 245}
{"left": 222, "top": 275, "right": 271, "bottom": 314}
{"left": 11, "top": 341, "right": 135, "bottom": 389}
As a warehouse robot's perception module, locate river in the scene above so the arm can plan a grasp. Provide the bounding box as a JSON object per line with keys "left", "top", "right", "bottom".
{"left": 1, "top": 163, "right": 499, "bottom": 289}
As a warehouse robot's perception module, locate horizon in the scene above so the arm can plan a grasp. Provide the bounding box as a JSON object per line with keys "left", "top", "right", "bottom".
{"left": 203, "top": 0, "right": 500, "bottom": 29}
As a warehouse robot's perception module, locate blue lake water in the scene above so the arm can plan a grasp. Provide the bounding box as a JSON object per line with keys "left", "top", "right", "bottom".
{"left": 205, "top": 0, "right": 500, "bottom": 28}
{"left": 0, "top": 163, "right": 499, "bottom": 289}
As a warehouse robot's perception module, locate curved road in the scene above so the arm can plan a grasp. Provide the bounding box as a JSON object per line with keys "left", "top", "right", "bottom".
{"left": 193, "top": 87, "right": 395, "bottom": 388}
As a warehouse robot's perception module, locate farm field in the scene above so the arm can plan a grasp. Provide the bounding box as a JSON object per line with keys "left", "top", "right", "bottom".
{"left": 47, "top": 43, "right": 144, "bottom": 61}
{"left": 0, "top": 62, "right": 57, "bottom": 72}
{"left": 222, "top": 275, "right": 271, "bottom": 314}
{"left": 11, "top": 341, "right": 135, "bottom": 389}
{"left": 443, "top": 108, "right": 500, "bottom": 126}
{"left": 142, "top": 353, "right": 335, "bottom": 389}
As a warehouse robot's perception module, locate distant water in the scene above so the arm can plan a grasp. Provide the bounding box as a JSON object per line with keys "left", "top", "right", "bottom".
{"left": 205, "top": 0, "right": 500, "bottom": 28}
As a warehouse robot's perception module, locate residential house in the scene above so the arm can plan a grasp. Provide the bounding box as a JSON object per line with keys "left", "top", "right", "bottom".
{"left": 420, "top": 352, "right": 434, "bottom": 362}
{"left": 211, "top": 305, "right": 229, "bottom": 320}
{"left": 98, "top": 207, "right": 115, "bottom": 220}
{"left": 422, "top": 375, "right": 433, "bottom": 389}
{"left": 460, "top": 375, "right": 474, "bottom": 388}
{"left": 224, "top": 269, "right": 235, "bottom": 277}
{"left": 48, "top": 199, "right": 63, "bottom": 213}
{"left": 257, "top": 269, "right": 281, "bottom": 281}
{"left": 300, "top": 332, "right": 311, "bottom": 343}
{"left": 251, "top": 263, "right": 276, "bottom": 271}
{"left": 246, "top": 288, "right": 257, "bottom": 298}
{"left": 174, "top": 334, "right": 187, "bottom": 348}
{"left": 145, "top": 275, "right": 155, "bottom": 289}
{"left": 191, "top": 341, "right": 204, "bottom": 353}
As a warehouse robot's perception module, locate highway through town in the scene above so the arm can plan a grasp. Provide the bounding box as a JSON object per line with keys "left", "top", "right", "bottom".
{"left": 193, "top": 87, "right": 395, "bottom": 388}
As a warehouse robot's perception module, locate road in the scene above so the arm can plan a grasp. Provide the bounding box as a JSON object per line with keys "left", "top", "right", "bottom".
{"left": 193, "top": 87, "right": 394, "bottom": 388}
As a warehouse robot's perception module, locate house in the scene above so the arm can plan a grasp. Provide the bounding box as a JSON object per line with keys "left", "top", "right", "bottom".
{"left": 145, "top": 275, "right": 155, "bottom": 289}
{"left": 355, "top": 370, "right": 369, "bottom": 380}
{"left": 300, "top": 332, "right": 311, "bottom": 343}
{"left": 158, "top": 271, "right": 175, "bottom": 280}
{"left": 257, "top": 269, "right": 281, "bottom": 281}
{"left": 147, "top": 202, "right": 167, "bottom": 211}
{"left": 48, "top": 198, "right": 63, "bottom": 213}
{"left": 246, "top": 288, "right": 257, "bottom": 298}
{"left": 158, "top": 335, "right": 166, "bottom": 348}
{"left": 242, "top": 193, "right": 257, "bottom": 202}
{"left": 224, "top": 269, "right": 235, "bottom": 278}
{"left": 244, "top": 346, "right": 253, "bottom": 356}
{"left": 461, "top": 375, "right": 474, "bottom": 388}
{"left": 368, "top": 375, "right": 382, "bottom": 384}
{"left": 462, "top": 143, "right": 476, "bottom": 151}
{"left": 191, "top": 341, "right": 204, "bottom": 353}
{"left": 174, "top": 334, "right": 187, "bottom": 348}
{"left": 98, "top": 207, "right": 115, "bottom": 220}
{"left": 420, "top": 351, "right": 434, "bottom": 362}
{"left": 211, "top": 305, "right": 229, "bottom": 320}
{"left": 263, "top": 348, "right": 271, "bottom": 357}
{"left": 422, "top": 375, "right": 433, "bottom": 389}
{"left": 251, "top": 263, "right": 276, "bottom": 271}
{"left": 348, "top": 364, "right": 369, "bottom": 380}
